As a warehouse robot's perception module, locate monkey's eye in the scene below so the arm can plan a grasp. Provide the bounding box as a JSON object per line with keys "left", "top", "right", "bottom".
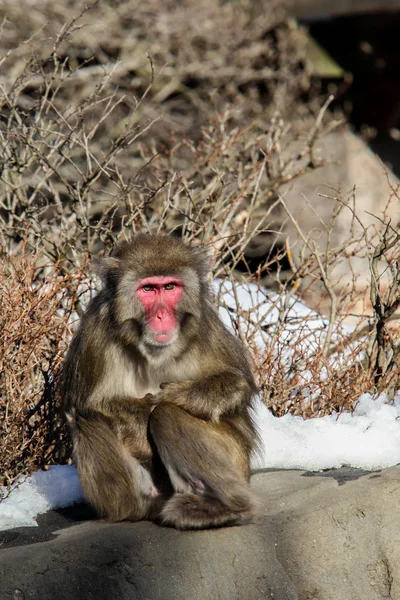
{"left": 164, "top": 283, "right": 176, "bottom": 291}
{"left": 141, "top": 285, "right": 155, "bottom": 292}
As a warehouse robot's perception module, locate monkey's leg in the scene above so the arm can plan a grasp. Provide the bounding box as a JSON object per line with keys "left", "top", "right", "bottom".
{"left": 149, "top": 404, "right": 256, "bottom": 529}
{"left": 73, "top": 413, "right": 162, "bottom": 522}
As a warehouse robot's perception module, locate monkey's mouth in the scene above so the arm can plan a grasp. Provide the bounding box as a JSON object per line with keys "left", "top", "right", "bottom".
{"left": 142, "top": 328, "right": 179, "bottom": 349}
{"left": 153, "top": 331, "right": 175, "bottom": 344}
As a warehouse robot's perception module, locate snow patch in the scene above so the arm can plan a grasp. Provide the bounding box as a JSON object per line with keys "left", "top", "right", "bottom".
{"left": 251, "top": 392, "right": 400, "bottom": 471}
{"left": 0, "top": 465, "right": 83, "bottom": 530}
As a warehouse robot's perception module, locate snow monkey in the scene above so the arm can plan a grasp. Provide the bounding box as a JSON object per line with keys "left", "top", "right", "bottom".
{"left": 61, "top": 233, "right": 259, "bottom": 529}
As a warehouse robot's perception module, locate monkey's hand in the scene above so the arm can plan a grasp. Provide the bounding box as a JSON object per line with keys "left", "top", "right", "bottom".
{"left": 152, "top": 381, "right": 197, "bottom": 415}
{"left": 146, "top": 392, "right": 163, "bottom": 412}
{"left": 154, "top": 373, "right": 253, "bottom": 422}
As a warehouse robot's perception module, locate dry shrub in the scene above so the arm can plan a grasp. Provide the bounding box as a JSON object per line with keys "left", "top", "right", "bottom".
{"left": 0, "top": 245, "right": 92, "bottom": 487}
{"left": 251, "top": 305, "right": 399, "bottom": 419}
{"left": 218, "top": 239, "right": 400, "bottom": 421}
{"left": 0, "top": 0, "right": 309, "bottom": 128}
{"left": 0, "top": 0, "right": 318, "bottom": 262}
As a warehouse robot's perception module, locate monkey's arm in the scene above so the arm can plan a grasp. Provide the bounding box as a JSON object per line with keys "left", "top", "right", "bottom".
{"left": 96, "top": 394, "right": 154, "bottom": 419}
{"left": 153, "top": 372, "right": 255, "bottom": 422}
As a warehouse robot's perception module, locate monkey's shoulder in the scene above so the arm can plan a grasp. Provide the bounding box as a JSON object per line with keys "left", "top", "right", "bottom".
{"left": 193, "top": 303, "right": 253, "bottom": 375}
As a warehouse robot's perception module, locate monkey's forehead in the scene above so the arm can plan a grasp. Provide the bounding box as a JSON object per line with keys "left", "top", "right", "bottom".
{"left": 114, "top": 233, "right": 188, "bottom": 254}
{"left": 113, "top": 235, "right": 208, "bottom": 276}
{"left": 124, "top": 260, "right": 198, "bottom": 278}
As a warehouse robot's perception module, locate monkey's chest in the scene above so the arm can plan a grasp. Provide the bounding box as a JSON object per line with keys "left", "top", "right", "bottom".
{"left": 103, "top": 343, "right": 199, "bottom": 398}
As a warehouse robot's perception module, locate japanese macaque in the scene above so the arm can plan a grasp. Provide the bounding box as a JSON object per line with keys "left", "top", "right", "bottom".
{"left": 61, "top": 233, "right": 259, "bottom": 529}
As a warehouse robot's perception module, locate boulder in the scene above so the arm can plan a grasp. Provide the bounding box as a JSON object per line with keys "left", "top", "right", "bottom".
{"left": 1, "top": 467, "right": 400, "bottom": 600}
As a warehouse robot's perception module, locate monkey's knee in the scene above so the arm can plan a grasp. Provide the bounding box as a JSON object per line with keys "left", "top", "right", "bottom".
{"left": 149, "top": 403, "right": 186, "bottom": 441}
{"left": 150, "top": 402, "right": 181, "bottom": 423}
{"left": 149, "top": 405, "right": 255, "bottom": 510}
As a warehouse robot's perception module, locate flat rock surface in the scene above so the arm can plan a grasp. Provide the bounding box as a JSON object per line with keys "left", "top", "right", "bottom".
{"left": 1, "top": 467, "right": 400, "bottom": 600}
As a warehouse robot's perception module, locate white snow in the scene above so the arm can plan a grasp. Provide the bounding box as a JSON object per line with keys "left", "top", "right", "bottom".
{"left": 1, "top": 282, "right": 399, "bottom": 532}
{"left": 251, "top": 392, "right": 400, "bottom": 471}
{"left": 217, "top": 279, "right": 353, "bottom": 356}
{"left": 0, "top": 465, "right": 83, "bottom": 531}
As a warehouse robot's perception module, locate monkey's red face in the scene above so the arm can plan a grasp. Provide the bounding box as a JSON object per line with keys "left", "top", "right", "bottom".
{"left": 136, "top": 276, "right": 183, "bottom": 345}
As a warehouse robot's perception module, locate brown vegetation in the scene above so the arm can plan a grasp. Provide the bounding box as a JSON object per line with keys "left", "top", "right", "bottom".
{"left": 0, "top": 245, "right": 92, "bottom": 487}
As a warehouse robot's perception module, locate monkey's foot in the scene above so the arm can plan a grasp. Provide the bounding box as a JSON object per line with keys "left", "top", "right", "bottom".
{"left": 160, "top": 492, "right": 254, "bottom": 530}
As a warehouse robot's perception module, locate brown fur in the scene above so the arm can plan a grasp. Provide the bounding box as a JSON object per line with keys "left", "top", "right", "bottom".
{"left": 60, "top": 233, "right": 259, "bottom": 529}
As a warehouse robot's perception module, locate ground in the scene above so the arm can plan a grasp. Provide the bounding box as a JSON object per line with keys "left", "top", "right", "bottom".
{"left": 1, "top": 467, "right": 400, "bottom": 600}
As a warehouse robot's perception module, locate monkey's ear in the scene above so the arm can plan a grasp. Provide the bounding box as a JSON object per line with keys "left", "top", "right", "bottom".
{"left": 193, "top": 247, "right": 214, "bottom": 277}
{"left": 91, "top": 256, "right": 121, "bottom": 282}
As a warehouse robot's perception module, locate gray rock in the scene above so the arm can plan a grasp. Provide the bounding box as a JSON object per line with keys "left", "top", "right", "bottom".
{"left": 1, "top": 467, "right": 400, "bottom": 600}
{"left": 246, "top": 129, "right": 400, "bottom": 310}
{"left": 280, "top": 129, "right": 400, "bottom": 287}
